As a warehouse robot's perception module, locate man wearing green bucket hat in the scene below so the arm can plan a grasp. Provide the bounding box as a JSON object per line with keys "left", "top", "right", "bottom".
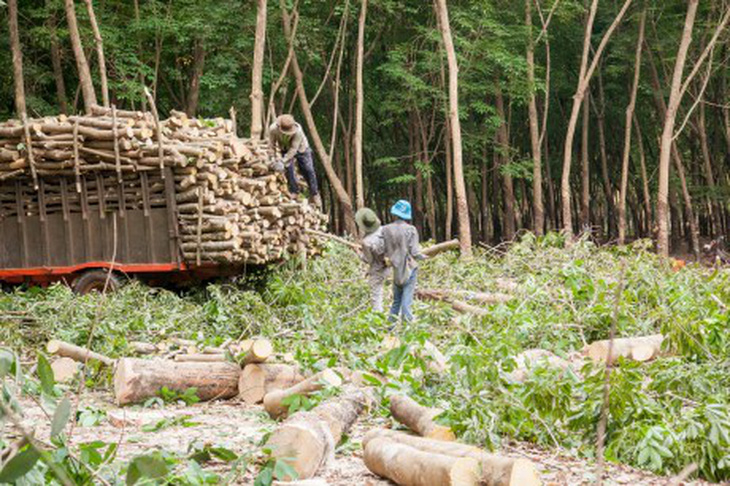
{"left": 382, "top": 200, "right": 426, "bottom": 324}
{"left": 356, "top": 207, "right": 388, "bottom": 312}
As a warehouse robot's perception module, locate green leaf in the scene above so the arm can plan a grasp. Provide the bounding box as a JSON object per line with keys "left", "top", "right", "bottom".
{"left": 0, "top": 445, "right": 41, "bottom": 483}
{"left": 0, "top": 349, "right": 14, "bottom": 378}
{"left": 273, "top": 458, "right": 298, "bottom": 481}
{"left": 253, "top": 466, "right": 273, "bottom": 486}
{"left": 37, "top": 353, "right": 55, "bottom": 396}
{"left": 51, "top": 397, "right": 71, "bottom": 438}
{"left": 126, "top": 453, "right": 169, "bottom": 485}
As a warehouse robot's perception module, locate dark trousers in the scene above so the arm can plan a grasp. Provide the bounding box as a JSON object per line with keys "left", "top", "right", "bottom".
{"left": 285, "top": 148, "right": 319, "bottom": 196}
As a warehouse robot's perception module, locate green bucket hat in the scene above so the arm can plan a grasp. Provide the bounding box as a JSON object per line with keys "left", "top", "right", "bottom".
{"left": 355, "top": 208, "right": 381, "bottom": 235}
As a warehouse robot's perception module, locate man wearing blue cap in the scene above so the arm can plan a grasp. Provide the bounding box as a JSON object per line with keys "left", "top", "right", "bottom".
{"left": 382, "top": 200, "right": 426, "bottom": 324}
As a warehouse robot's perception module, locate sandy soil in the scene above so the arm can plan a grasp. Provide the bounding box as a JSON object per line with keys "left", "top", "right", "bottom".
{"left": 13, "top": 391, "right": 720, "bottom": 486}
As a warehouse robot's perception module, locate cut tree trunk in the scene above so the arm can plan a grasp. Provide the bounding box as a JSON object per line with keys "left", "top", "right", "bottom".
{"left": 47, "top": 339, "right": 114, "bottom": 366}
{"left": 265, "top": 386, "right": 372, "bottom": 480}
{"left": 239, "top": 363, "right": 305, "bottom": 404}
{"left": 84, "top": 0, "right": 109, "bottom": 108}
{"left": 363, "top": 429, "right": 541, "bottom": 486}
{"left": 264, "top": 369, "right": 343, "bottom": 419}
{"left": 114, "top": 358, "right": 240, "bottom": 405}
{"left": 173, "top": 353, "right": 226, "bottom": 363}
{"left": 8, "top": 0, "right": 26, "bottom": 117}
{"left": 365, "top": 438, "right": 480, "bottom": 486}
{"left": 422, "top": 239, "right": 459, "bottom": 258}
{"left": 64, "top": 0, "right": 98, "bottom": 113}
{"left": 51, "top": 357, "right": 80, "bottom": 383}
{"left": 241, "top": 338, "right": 273, "bottom": 365}
{"left": 389, "top": 394, "right": 455, "bottom": 441}
{"left": 435, "top": 0, "right": 471, "bottom": 256}
{"left": 586, "top": 334, "right": 664, "bottom": 365}
{"left": 508, "top": 349, "right": 575, "bottom": 383}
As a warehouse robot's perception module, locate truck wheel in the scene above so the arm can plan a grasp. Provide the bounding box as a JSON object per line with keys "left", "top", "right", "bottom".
{"left": 73, "top": 270, "right": 124, "bottom": 295}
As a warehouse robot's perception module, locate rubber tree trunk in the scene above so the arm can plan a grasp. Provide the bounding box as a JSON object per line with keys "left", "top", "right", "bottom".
{"left": 186, "top": 39, "right": 206, "bottom": 117}
{"left": 354, "top": 0, "right": 367, "bottom": 210}
{"left": 435, "top": 0, "right": 472, "bottom": 256}
{"left": 560, "top": 0, "right": 632, "bottom": 236}
{"left": 280, "top": 0, "right": 357, "bottom": 235}
{"left": 250, "top": 0, "right": 267, "bottom": 139}
{"left": 632, "top": 115, "right": 653, "bottom": 236}
{"left": 84, "top": 0, "right": 109, "bottom": 108}
{"left": 595, "top": 75, "right": 615, "bottom": 238}
{"left": 618, "top": 9, "right": 646, "bottom": 245}
{"left": 495, "top": 88, "right": 515, "bottom": 241}
{"left": 7, "top": 0, "right": 26, "bottom": 117}
{"left": 526, "top": 0, "right": 543, "bottom": 236}
{"left": 48, "top": 8, "right": 69, "bottom": 115}
{"left": 656, "top": 0, "right": 698, "bottom": 257}
{"left": 579, "top": 93, "right": 590, "bottom": 231}
{"left": 697, "top": 100, "right": 722, "bottom": 237}
{"left": 65, "top": 0, "right": 97, "bottom": 114}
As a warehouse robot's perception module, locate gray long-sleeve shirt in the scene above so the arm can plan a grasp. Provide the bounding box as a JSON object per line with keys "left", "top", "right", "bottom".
{"left": 361, "top": 228, "right": 387, "bottom": 276}
{"left": 382, "top": 220, "right": 426, "bottom": 286}
{"left": 268, "top": 122, "right": 310, "bottom": 164}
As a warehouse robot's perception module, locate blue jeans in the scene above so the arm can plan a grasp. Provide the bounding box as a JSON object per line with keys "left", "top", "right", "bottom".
{"left": 285, "top": 148, "right": 319, "bottom": 196}
{"left": 389, "top": 268, "right": 417, "bottom": 323}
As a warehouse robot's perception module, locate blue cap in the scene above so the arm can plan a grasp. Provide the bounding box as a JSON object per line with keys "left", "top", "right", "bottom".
{"left": 391, "top": 200, "right": 412, "bottom": 220}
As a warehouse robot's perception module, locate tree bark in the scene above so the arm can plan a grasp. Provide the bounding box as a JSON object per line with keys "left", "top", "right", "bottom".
{"left": 618, "top": 9, "right": 646, "bottom": 245}
{"left": 697, "top": 98, "right": 722, "bottom": 237}
{"left": 435, "top": 0, "right": 472, "bottom": 256}
{"left": 390, "top": 394, "right": 455, "bottom": 441}
{"left": 495, "top": 89, "right": 515, "bottom": 240}
{"left": 7, "top": 0, "right": 26, "bottom": 117}
{"left": 579, "top": 92, "right": 590, "bottom": 231}
{"left": 84, "top": 0, "right": 110, "bottom": 108}
{"left": 186, "top": 39, "right": 207, "bottom": 117}
{"left": 354, "top": 0, "right": 367, "bottom": 210}
{"left": 526, "top": 0, "right": 543, "bottom": 236}
{"left": 280, "top": 0, "right": 357, "bottom": 235}
{"left": 239, "top": 363, "right": 305, "bottom": 404}
{"left": 48, "top": 8, "right": 69, "bottom": 115}
{"left": 586, "top": 334, "right": 664, "bottom": 365}
{"left": 632, "top": 115, "right": 652, "bottom": 236}
{"left": 64, "top": 0, "right": 98, "bottom": 114}
{"left": 251, "top": 0, "right": 267, "bottom": 139}
{"left": 263, "top": 369, "right": 342, "bottom": 419}
{"left": 595, "top": 74, "right": 615, "bottom": 238}
{"left": 656, "top": 0, "right": 698, "bottom": 257}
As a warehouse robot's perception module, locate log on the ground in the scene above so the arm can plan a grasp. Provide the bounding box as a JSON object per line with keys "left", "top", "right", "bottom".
{"left": 173, "top": 353, "right": 227, "bottom": 363}
{"left": 422, "top": 239, "right": 460, "bottom": 258}
{"left": 264, "top": 369, "right": 343, "bottom": 419}
{"left": 389, "top": 394, "right": 455, "bottom": 441}
{"left": 47, "top": 339, "right": 114, "bottom": 366}
{"left": 585, "top": 334, "right": 664, "bottom": 365}
{"left": 113, "top": 358, "right": 240, "bottom": 405}
{"left": 239, "top": 363, "right": 306, "bottom": 404}
{"left": 129, "top": 341, "right": 158, "bottom": 355}
{"left": 265, "top": 386, "right": 372, "bottom": 480}
{"left": 416, "top": 290, "right": 489, "bottom": 316}
{"left": 508, "top": 349, "right": 574, "bottom": 383}
{"left": 240, "top": 338, "right": 273, "bottom": 365}
{"left": 51, "top": 357, "right": 80, "bottom": 383}
{"left": 363, "top": 429, "right": 541, "bottom": 486}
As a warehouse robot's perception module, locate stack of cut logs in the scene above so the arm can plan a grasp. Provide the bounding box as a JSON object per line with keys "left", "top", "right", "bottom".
{"left": 0, "top": 105, "right": 325, "bottom": 265}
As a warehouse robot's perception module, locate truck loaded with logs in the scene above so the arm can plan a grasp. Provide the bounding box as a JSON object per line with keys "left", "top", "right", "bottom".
{"left": 0, "top": 104, "right": 325, "bottom": 293}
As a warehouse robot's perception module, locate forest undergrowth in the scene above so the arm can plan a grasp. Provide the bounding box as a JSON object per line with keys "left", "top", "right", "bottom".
{"left": 1, "top": 234, "right": 729, "bottom": 483}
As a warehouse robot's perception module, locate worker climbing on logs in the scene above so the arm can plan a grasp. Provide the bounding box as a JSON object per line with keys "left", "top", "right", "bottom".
{"left": 382, "top": 200, "right": 426, "bottom": 324}
{"left": 269, "top": 114, "right": 322, "bottom": 208}
{"left": 356, "top": 207, "right": 388, "bottom": 312}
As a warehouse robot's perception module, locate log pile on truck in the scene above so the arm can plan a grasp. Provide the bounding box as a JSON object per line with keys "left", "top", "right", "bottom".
{"left": 0, "top": 105, "right": 325, "bottom": 266}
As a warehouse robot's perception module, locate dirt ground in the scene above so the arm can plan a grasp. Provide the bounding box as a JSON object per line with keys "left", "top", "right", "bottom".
{"left": 15, "top": 392, "right": 721, "bottom": 486}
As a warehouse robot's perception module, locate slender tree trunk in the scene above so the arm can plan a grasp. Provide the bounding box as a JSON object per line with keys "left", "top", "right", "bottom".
{"left": 8, "top": 0, "right": 27, "bottom": 117}
{"left": 64, "top": 0, "right": 97, "bottom": 113}
{"left": 618, "top": 9, "right": 646, "bottom": 244}
{"left": 632, "top": 115, "right": 652, "bottom": 236}
{"left": 495, "top": 89, "right": 515, "bottom": 241}
{"left": 561, "top": 0, "right": 633, "bottom": 236}
{"left": 48, "top": 8, "right": 69, "bottom": 114}
{"left": 84, "top": 0, "right": 109, "bottom": 107}
{"left": 579, "top": 93, "right": 590, "bottom": 231}
{"left": 444, "top": 115, "right": 454, "bottom": 240}
{"left": 697, "top": 99, "right": 722, "bottom": 236}
{"left": 280, "top": 0, "right": 356, "bottom": 235}
{"left": 526, "top": 0, "right": 543, "bottom": 236}
{"left": 481, "top": 155, "right": 489, "bottom": 242}
{"left": 186, "top": 39, "right": 207, "bottom": 116}
{"left": 250, "top": 0, "right": 267, "bottom": 139}
{"left": 656, "top": 0, "right": 698, "bottom": 256}
{"left": 354, "top": 0, "right": 368, "bottom": 209}
{"left": 133, "top": 0, "right": 146, "bottom": 111}
{"left": 435, "top": 0, "right": 472, "bottom": 255}
{"left": 595, "top": 73, "right": 616, "bottom": 239}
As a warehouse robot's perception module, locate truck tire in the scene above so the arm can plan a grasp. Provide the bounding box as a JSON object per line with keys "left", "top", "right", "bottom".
{"left": 72, "top": 270, "right": 124, "bottom": 295}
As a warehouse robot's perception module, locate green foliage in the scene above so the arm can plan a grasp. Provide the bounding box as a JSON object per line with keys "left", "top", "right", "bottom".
{"left": 141, "top": 414, "right": 200, "bottom": 433}
{"left": 156, "top": 387, "right": 201, "bottom": 406}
